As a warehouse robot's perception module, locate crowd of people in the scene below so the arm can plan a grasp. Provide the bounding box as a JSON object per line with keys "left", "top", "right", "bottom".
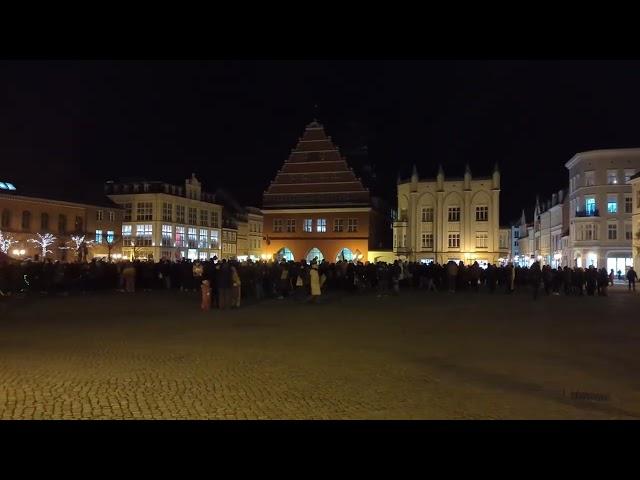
{"left": 1, "top": 253, "right": 638, "bottom": 307}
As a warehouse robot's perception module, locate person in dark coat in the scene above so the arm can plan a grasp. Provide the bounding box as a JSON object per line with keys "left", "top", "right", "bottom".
{"left": 529, "top": 260, "right": 542, "bottom": 300}
{"left": 217, "top": 259, "right": 232, "bottom": 309}
{"left": 626, "top": 266, "right": 638, "bottom": 291}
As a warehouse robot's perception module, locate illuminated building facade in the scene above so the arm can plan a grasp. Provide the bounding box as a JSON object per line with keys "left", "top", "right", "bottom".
{"left": 566, "top": 149, "right": 640, "bottom": 271}
{"left": 0, "top": 181, "right": 122, "bottom": 261}
{"left": 393, "top": 164, "right": 507, "bottom": 266}
{"left": 516, "top": 190, "right": 570, "bottom": 268}
{"left": 105, "top": 174, "right": 223, "bottom": 261}
{"left": 262, "top": 120, "right": 383, "bottom": 263}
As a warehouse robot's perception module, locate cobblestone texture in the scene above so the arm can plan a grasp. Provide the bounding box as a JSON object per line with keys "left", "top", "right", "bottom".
{"left": 1, "top": 288, "right": 639, "bottom": 419}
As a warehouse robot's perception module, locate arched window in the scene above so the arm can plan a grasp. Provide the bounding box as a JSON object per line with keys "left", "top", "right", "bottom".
{"left": 21, "top": 210, "right": 31, "bottom": 230}
{"left": 1, "top": 209, "right": 10, "bottom": 228}
{"left": 275, "top": 247, "right": 294, "bottom": 262}
{"left": 41, "top": 212, "right": 49, "bottom": 230}
{"left": 305, "top": 247, "right": 324, "bottom": 263}
{"left": 336, "top": 248, "right": 354, "bottom": 262}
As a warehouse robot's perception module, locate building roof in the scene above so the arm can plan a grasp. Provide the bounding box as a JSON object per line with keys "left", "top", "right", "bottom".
{"left": 262, "top": 120, "right": 370, "bottom": 209}
{"left": 565, "top": 148, "right": 640, "bottom": 169}
{"left": 1, "top": 181, "right": 122, "bottom": 209}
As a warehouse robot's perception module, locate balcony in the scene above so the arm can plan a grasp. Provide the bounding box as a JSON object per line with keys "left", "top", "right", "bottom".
{"left": 575, "top": 209, "right": 599, "bottom": 218}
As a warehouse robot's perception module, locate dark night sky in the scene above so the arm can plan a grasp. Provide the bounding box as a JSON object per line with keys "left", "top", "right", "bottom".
{"left": 2, "top": 60, "right": 640, "bottom": 223}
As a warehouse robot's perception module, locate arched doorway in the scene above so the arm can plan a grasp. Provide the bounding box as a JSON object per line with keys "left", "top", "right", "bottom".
{"left": 336, "top": 248, "right": 354, "bottom": 262}
{"left": 275, "top": 247, "right": 294, "bottom": 262}
{"left": 305, "top": 247, "right": 324, "bottom": 263}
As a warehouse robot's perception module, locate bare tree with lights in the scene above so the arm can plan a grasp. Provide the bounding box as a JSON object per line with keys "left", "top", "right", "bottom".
{"left": 69, "top": 235, "right": 95, "bottom": 262}
{"left": 0, "top": 230, "right": 18, "bottom": 255}
{"left": 28, "top": 233, "right": 56, "bottom": 260}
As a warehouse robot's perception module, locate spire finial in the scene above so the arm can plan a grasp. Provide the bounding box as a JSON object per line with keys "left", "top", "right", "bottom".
{"left": 411, "top": 164, "right": 419, "bottom": 181}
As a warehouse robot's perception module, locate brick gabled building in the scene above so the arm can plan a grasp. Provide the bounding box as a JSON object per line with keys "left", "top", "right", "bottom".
{"left": 262, "top": 120, "right": 382, "bottom": 263}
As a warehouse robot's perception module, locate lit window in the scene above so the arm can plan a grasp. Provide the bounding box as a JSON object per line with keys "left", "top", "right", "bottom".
{"left": 333, "top": 219, "right": 344, "bottom": 232}
{"left": 448, "top": 207, "right": 460, "bottom": 222}
{"left": 198, "top": 229, "right": 208, "bottom": 248}
{"left": 175, "top": 226, "right": 185, "bottom": 247}
{"left": 421, "top": 232, "right": 433, "bottom": 249}
{"left": 607, "top": 195, "right": 618, "bottom": 214}
{"left": 106, "top": 230, "right": 114, "bottom": 244}
{"left": 187, "top": 227, "right": 197, "bottom": 247}
{"left": 421, "top": 207, "right": 433, "bottom": 222}
{"left": 95, "top": 229, "right": 103, "bottom": 244}
{"left": 476, "top": 232, "right": 488, "bottom": 248}
{"left": 448, "top": 233, "right": 460, "bottom": 248}
{"left": 317, "top": 218, "right": 327, "bottom": 233}
{"left": 303, "top": 218, "right": 313, "bottom": 232}
{"left": 122, "top": 225, "right": 132, "bottom": 245}
{"left": 210, "top": 230, "right": 219, "bottom": 249}
{"left": 348, "top": 218, "right": 358, "bottom": 232}
{"left": 625, "top": 169, "right": 635, "bottom": 184}
{"left": 475, "top": 206, "right": 488, "bottom": 222}
{"left": 585, "top": 197, "right": 597, "bottom": 215}
{"left": 162, "top": 224, "right": 173, "bottom": 246}
{"left": 136, "top": 224, "right": 153, "bottom": 246}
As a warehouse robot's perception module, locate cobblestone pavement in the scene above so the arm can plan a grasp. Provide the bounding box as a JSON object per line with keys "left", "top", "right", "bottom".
{"left": 1, "top": 287, "right": 640, "bottom": 419}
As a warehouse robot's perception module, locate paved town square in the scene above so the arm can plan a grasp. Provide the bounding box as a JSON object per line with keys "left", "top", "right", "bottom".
{"left": 1, "top": 288, "right": 639, "bottom": 420}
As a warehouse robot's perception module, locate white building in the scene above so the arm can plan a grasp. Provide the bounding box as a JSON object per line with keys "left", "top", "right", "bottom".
{"left": 393, "top": 164, "right": 508, "bottom": 266}
{"left": 105, "top": 174, "right": 223, "bottom": 261}
{"left": 517, "top": 191, "right": 570, "bottom": 268}
{"left": 565, "top": 149, "right": 640, "bottom": 271}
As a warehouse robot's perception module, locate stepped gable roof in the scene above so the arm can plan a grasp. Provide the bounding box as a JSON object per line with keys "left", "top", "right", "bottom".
{"left": 263, "top": 120, "right": 369, "bottom": 209}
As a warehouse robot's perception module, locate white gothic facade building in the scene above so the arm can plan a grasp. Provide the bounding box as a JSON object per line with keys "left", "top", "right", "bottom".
{"left": 393, "top": 164, "right": 509, "bottom": 266}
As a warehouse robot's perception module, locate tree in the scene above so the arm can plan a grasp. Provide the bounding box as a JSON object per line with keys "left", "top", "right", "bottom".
{"left": 69, "top": 235, "right": 95, "bottom": 262}
{"left": 0, "top": 230, "right": 18, "bottom": 254}
{"left": 28, "top": 233, "right": 56, "bottom": 259}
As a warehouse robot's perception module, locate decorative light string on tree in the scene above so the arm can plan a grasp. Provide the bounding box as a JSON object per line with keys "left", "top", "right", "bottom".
{"left": 28, "top": 233, "right": 56, "bottom": 259}
{"left": 0, "top": 230, "right": 18, "bottom": 254}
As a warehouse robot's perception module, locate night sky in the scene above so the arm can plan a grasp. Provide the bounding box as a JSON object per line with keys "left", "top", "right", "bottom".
{"left": 2, "top": 60, "right": 640, "bottom": 224}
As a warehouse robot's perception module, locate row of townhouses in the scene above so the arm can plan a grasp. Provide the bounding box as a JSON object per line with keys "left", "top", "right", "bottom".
{"left": 513, "top": 148, "right": 640, "bottom": 274}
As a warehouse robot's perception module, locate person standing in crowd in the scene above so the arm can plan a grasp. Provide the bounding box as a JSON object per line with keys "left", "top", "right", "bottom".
{"left": 230, "top": 261, "right": 241, "bottom": 308}
{"left": 201, "top": 279, "right": 212, "bottom": 311}
{"left": 309, "top": 261, "right": 321, "bottom": 303}
{"left": 609, "top": 269, "right": 615, "bottom": 287}
{"left": 193, "top": 260, "right": 204, "bottom": 291}
{"left": 122, "top": 261, "right": 136, "bottom": 293}
{"left": 217, "top": 259, "right": 232, "bottom": 309}
{"left": 597, "top": 267, "right": 609, "bottom": 296}
{"left": 626, "top": 266, "right": 637, "bottom": 292}
{"left": 530, "top": 260, "right": 542, "bottom": 300}
{"left": 446, "top": 261, "right": 458, "bottom": 293}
